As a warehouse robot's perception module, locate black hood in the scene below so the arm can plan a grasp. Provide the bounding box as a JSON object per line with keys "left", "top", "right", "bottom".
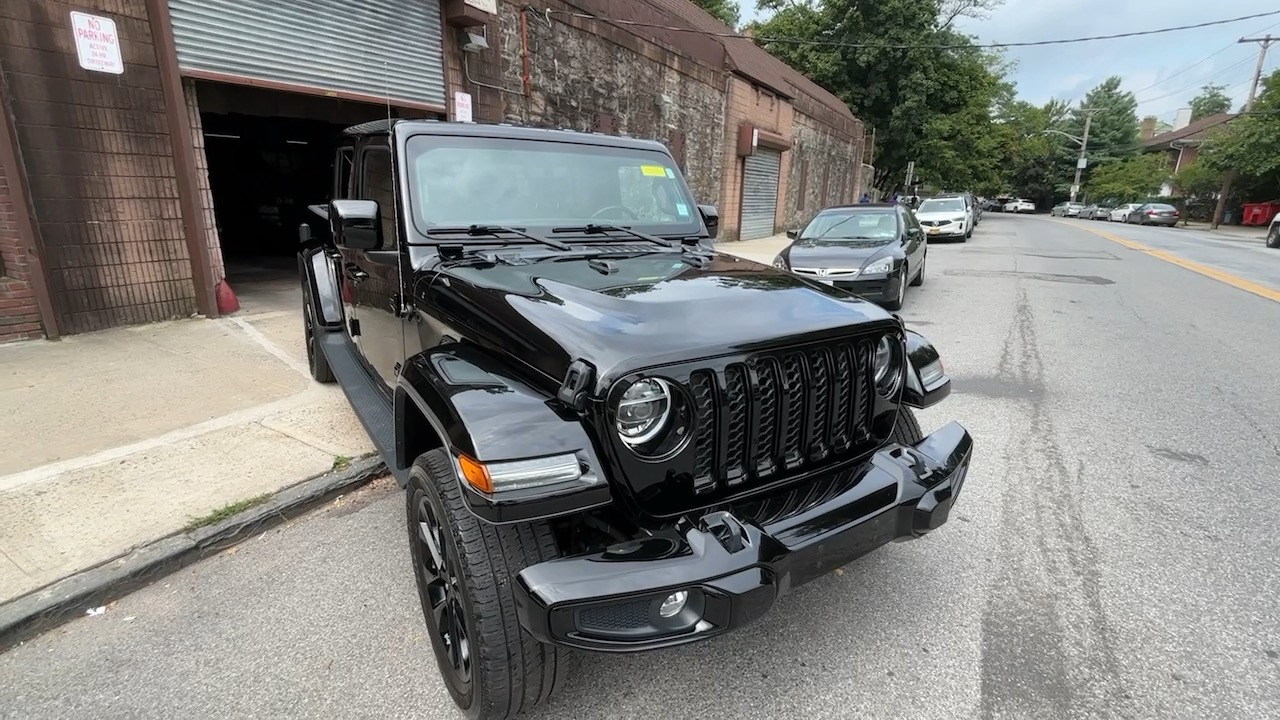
{"left": 417, "top": 251, "right": 896, "bottom": 395}
{"left": 782, "top": 236, "right": 898, "bottom": 268}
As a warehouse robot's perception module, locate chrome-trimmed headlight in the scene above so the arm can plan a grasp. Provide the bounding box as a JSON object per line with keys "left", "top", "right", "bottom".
{"left": 873, "top": 334, "right": 904, "bottom": 396}
{"left": 862, "top": 257, "right": 893, "bottom": 275}
{"left": 615, "top": 378, "right": 692, "bottom": 459}
{"left": 772, "top": 254, "right": 788, "bottom": 270}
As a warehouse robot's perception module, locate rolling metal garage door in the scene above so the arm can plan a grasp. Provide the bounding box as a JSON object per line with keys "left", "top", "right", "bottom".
{"left": 740, "top": 149, "right": 781, "bottom": 240}
{"left": 168, "top": 0, "right": 447, "bottom": 109}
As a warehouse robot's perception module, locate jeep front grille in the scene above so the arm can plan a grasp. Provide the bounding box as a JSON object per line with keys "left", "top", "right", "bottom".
{"left": 687, "top": 340, "right": 875, "bottom": 496}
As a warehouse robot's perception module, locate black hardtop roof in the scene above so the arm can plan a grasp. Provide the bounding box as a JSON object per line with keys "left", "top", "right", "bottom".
{"left": 342, "top": 118, "right": 670, "bottom": 152}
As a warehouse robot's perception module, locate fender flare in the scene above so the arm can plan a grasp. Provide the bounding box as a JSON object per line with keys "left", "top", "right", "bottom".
{"left": 902, "top": 329, "right": 952, "bottom": 409}
{"left": 396, "top": 343, "right": 612, "bottom": 523}
{"left": 297, "top": 247, "right": 343, "bottom": 329}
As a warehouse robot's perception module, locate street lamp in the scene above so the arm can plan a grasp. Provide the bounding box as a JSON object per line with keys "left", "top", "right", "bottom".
{"left": 1027, "top": 109, "right": 1098, "bottom": 203}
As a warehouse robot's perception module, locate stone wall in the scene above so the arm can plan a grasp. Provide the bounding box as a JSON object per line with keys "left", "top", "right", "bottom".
{"left": 0, "top": 152, "right": 43, "bottom": 342}
{"left": 0, "top": 0, "right": 196, "bottom": 334}
{"left": 782, "top": 110, "right": 865, "bottom": 230}
{"left": 464, "top": 0, "right": 730, "bottom": 207}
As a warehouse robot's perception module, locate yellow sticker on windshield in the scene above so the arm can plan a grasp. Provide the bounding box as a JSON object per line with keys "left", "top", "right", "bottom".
{"left": 641, "top": 164, "right": 668, "bottom": 177}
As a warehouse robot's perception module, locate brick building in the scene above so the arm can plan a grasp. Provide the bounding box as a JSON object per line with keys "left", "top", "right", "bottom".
{"left": 0, "top": 0, "right": 866, "bottom": 342}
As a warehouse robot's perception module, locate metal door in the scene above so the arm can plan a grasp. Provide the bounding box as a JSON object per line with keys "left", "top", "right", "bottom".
{"left": 740, "top": 149, "right": 781, "bottom": 240}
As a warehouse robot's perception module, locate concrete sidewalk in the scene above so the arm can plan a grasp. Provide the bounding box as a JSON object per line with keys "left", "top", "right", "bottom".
{"left": 715, "top": 232, "right": 790, "bottom": 264}
{"left": 0, "top": 275, "right": 374, "bottom": 607}
{"left": 1178, "top": 221, "right": 1268, "bottom": 243}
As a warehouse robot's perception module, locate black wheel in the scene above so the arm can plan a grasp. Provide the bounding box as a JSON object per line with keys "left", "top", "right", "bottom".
{"left": 407, "top": 449, "right": 569, "bottom": 720}
{"left": 892, "top": 407, "right": 925, "bottom": 445}
{"left": 1267, "top": 225, "right": 1280, "bottom": 249}
{"left": 883, "top": 265, "right": 907, "bottom": 311}
{"left": 964, "top": 224, "right": 973, "bottom": 239}
{"left": 910, "top": 252, "right": 925, "bottom": 286}
{"left": 302, "top": 290, "right": 335, "bottom": 383}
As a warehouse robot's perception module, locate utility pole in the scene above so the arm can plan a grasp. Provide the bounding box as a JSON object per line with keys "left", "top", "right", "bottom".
{"left": 1211, "top": 33, "right": 1273, "bottom": 229}
{"left": 1070, "top": 109, "right": 1096, "bottom": 203}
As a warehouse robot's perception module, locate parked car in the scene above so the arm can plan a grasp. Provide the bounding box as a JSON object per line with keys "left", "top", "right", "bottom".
{"left": 776, "top": 202, "right": 928, "bottom": 310}
{"left": 1004, "top": 198, "right": 1035, "bottom": 213}
{"left": 913, "top": 195, "right": 973, "bottom": 242}
{"left": 1050, "top": 202, "right": 1086, "bottom": 217}
{"left": 1127, "top": 202, "right": 1180, "bottom": 226}
{"left": 299, "top": 119, "right": 973, "bottom": 720}
{"left": 939, "top": 191, "right": 981, "bottom": 225}
{"left": 1269, "top": 213, "right": 1280, "bottom": 249}
{"left": 1081, "top": 204, "right": 1112, "bottom": 220}
{"left": 1108, "top": 203, "right": 1143, "bottom": 222}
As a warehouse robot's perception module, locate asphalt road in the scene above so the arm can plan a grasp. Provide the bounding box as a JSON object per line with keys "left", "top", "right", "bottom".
{"left": 3, "top": 213, "right": 1279, "bottom": 720}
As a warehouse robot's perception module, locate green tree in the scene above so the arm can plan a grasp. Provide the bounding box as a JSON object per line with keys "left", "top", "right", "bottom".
{"left": 1189, "top": 84, "right": 1233, "bottom": 120}
{"left": 690, "top": 0, "right": 740, "bottom": 27}
{"left": 748, "top": 0, "right": 1009, "bottom": 194}
{"left": 1199, "top": 69, "right": 1280, "bottom": 182}
{"left": 1086, "top": 153, "right": 1170, "bottom": 202}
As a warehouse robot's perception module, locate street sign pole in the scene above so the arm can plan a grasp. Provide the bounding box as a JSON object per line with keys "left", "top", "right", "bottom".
{"left": 1070, "top": 111, "right": 1095, "bottom": 203}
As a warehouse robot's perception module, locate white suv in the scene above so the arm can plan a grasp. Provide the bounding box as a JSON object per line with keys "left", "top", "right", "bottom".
{"left": 1004, "top": 198, "right": 1035, "bottom": 213}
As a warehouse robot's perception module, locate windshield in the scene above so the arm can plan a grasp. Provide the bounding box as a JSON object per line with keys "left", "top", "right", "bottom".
{"left": 802, "top": 209, "right": 899, "bottom": 240}
{"left": 918, "top": 198, "right": 966, "bottom": 213}
{"left": 404, "top": 134, "right": 703, "bottom": 237}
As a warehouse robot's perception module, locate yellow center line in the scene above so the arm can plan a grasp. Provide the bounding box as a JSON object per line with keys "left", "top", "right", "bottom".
{"left": 1044, "top": 218, "right": 1280, "bottom": 303}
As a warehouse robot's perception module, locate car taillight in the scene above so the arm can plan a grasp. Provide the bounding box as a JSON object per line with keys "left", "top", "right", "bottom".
{"left": 1147, "top": 209, "right": 1156, "bottom": 214}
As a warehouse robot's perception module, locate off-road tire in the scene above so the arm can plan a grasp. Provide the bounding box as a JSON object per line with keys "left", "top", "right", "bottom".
{"left": 407, "top": 449, "right": 568, "bottom": 720}
{"left": 892, "top": 407, "right": 925, "bottom": 445}
{"left": 1267, "top": 225, "right": 1280, "bottom": 249}
{"left": 910, "top": 252, "right": 925, "bottom": 286}
{"left": 302, "top": 288, "right": 335, "bottom": 383}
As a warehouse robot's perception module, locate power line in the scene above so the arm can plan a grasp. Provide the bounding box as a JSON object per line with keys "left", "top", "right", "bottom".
{"left": 543, "top": 8, "right": 1280, "bottom": 51}
{"left": 1128, "top": 18, "right": 1280, "bottom": 95}
{"left": 1136, "top": 54, "right": 1258, "bottom": 104}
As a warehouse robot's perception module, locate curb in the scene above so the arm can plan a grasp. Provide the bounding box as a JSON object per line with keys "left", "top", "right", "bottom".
{"left": 0, "top": 456, "right": 386, "bottom": 653}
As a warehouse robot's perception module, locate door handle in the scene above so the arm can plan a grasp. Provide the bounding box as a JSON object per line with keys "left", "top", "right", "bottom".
{"left": 344, "top": 263, "right": 369, "bottom": 283}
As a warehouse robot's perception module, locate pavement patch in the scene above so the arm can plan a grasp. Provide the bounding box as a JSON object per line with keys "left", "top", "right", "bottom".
{"left": 0, "top": 456, "right": 386, "bottom": 652}
{"left": 1046, "top": 218, "right": 1280, "bottom": 303}
{"left": 944, "top": 269, "right": 1114, "bottom": 285}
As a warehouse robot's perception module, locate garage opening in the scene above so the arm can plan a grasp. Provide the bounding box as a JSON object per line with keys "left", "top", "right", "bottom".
{"left": 740, "top": 148, "right": 782, "bottom": 240}
{"left": 194, "top": 82, "right": 406, "bottom": 314}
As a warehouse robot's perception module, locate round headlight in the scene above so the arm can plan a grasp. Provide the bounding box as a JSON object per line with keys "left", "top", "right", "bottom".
{"left": 873, "top": 334, "right": 903, "bottom": 396}
{"left": 617, "top": 378, "right": 673, "bottom": 446}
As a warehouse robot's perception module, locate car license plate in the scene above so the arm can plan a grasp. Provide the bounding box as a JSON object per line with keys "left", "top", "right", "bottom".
{"left": 928, "top": 227, "right": 939, "bottom": 234}
{"left": 819, "top": 279, "right": 834, "bottom": 286}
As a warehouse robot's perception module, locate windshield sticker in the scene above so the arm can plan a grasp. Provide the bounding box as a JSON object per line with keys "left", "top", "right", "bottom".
{"left": 641, "top": 164, "right": 668, "bottom": 177}
{"left": 664, "top": 167, "right": 675, "bottom": 179}
{"left": 675, "top": 202, "right": 690, "bottom": 216}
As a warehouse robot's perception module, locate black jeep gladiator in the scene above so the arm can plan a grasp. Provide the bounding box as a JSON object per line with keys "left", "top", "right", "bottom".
{"left": 299, "top": 118, "right": 973, "bottom": 720}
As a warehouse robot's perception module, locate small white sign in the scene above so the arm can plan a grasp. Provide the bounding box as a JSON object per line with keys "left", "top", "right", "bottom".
{"left": 464, "top": 0, "right": 498, "bottom": 13}
{"left": 454, "top": 91, "right": 473, "bottom": 123}
{"left": 1077, "top": 157, "right": 1088, "bottom": 169}
{"left": 70, "top": 11, "right": 123, "bottom": 75}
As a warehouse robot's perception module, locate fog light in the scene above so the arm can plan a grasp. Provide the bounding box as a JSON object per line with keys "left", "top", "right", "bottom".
{"left": 658, "top": 590, "right": 688, "bottom": 618}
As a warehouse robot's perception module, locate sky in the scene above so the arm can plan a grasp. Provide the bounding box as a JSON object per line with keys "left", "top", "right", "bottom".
{"left": 742, "top": 1, "right": 1280, "bottom": 123}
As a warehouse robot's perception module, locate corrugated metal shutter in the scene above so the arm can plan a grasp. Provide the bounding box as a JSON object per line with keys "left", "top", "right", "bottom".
{"left": 169, "top": 0, "right": 446, "bottom": 109}
{"left": 740, "top": 148, "right": 781, "bottom": 240}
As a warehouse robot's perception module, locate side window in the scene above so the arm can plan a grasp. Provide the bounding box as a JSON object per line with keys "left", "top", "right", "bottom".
{"left": 904, "top": 209, "right": 922, "bottom": 236}
{"left": 333, "top": 147, "right": 354, "bottom": 200}
{"left": 358, "top": 146, "right": 396, "bottom": 249}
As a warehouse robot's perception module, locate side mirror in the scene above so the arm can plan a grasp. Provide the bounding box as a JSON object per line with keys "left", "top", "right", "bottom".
{"left": 329, "top": 199, "right": 381, "bottom": 250}
{"left": 786, "top": 229, "right": 798, "bottom": 239}
{"left": 698, "top": 204, "right": 719, "bottom": 240}
{"left": 907, "top": 226, "right": 923, "bottom": 237}
{"left": 901, "top": 329, "right": 952, "bottom": 409}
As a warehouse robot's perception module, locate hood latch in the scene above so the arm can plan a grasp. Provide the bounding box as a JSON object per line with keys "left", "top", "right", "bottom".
{"left": 557, "top": 359, "right": 596, "bottom": 412}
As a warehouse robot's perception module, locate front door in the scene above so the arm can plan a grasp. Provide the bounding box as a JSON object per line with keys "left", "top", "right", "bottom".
{"left": 348, "top": 142, "right": 405, "bottom": 388}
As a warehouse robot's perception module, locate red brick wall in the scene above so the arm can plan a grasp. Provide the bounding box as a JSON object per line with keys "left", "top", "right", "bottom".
{"left": 0, "top": 154, "right": 44, "bottom": 342}
{"left": 0, "top": 0, "right": 197, "bottom": 334}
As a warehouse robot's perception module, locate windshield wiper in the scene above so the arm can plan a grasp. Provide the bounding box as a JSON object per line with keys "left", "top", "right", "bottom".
{"left": 550, "top": 223, "right": 681, "bottom": 249}
{"left": 426, "top": 224, "right": 570, "bottom": 251}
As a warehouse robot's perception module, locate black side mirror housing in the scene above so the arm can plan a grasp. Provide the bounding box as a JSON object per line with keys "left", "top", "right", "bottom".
{"left": 785, "top": 229, "right": 798, "bottom": 239}
{"left": 698, "top": 204, "right": 719, "bottom": 239}
{"left": 901, "top": 329, "right": 952, "bottom": 409}
{"left": 329, "top": 199, "right": 381, "bottom": 250}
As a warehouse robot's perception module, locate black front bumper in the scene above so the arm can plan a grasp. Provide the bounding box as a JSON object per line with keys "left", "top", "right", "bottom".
{"left": 827, "top": 274, "right": 900, "bottom": 304}
{"left": 514, "top": 420, "right": 974, "bottom": 652}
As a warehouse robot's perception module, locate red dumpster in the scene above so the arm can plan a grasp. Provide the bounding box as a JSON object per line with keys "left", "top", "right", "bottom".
{"left": 1241, "top": 201, "right": 1280, "bottom": 226}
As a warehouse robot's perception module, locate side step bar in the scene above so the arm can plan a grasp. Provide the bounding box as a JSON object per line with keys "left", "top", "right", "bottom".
{"left": 318, "top": 332, "right": 410, "bottom": 486}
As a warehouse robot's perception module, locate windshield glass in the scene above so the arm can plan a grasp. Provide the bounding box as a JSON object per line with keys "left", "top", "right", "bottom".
{"left": 404, "top": 134, "right": 703, "bottom": 237}
{"left": 918, "top": 198, "right": 966, "bottom": 213}
{"left": 802, "top": 209, "right": 899, "bottom": 240}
